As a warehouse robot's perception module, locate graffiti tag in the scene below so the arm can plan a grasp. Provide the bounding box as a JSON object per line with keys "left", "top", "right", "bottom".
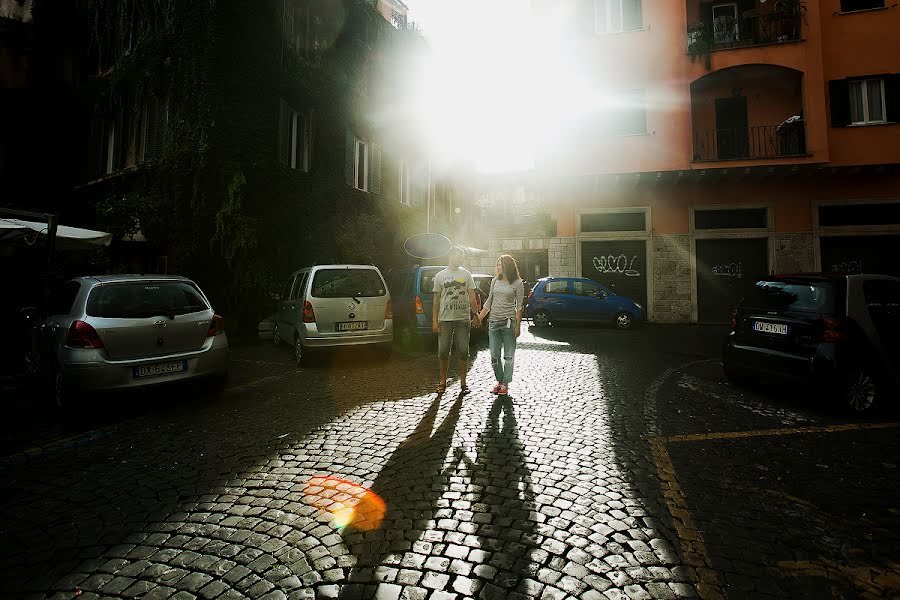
{"left": 593, "top": 254, "right": 641, "bottom": 277}
{"left": 713, "top": 262, "right": 742, "bottom": 278}
{"left": 830, "top": 259, "right": 863, "bottom": 274}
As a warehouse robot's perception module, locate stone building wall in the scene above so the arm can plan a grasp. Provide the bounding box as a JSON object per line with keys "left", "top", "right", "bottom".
{"left": 651, "top": 234, "right": 693, "bottom": 323}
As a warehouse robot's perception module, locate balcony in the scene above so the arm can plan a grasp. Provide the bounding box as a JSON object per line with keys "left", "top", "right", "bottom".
{"left": 693, "top": 122, "right": 806, "bottom": 161}
{"left": 686, "top": 1, "right": 804, "bottom": 61}
{"left": 690, "top": 64, "right": 808, "bottom": 164}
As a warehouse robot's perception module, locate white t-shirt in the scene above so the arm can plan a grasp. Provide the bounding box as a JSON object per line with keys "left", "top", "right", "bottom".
{"left": 433, "top": 267, "right": 475, "bottom": 322}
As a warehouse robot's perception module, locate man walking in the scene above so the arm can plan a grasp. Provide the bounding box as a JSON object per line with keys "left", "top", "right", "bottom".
{"left": 432, "top": 247, "right": 480, "bottom": 395}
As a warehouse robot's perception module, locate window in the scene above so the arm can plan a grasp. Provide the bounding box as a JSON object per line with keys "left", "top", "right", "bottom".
{"left": 574, "top": 281, "right": 605, "bottom": 298}
{"left": 694, "top": 208, "right": 768, "bottom": 230}
{"left": 344, "top": 131, "right": 381, "bottom": 194}
{"left": 829, "top": 75, "right": 899, "bottom": 127}
{"left": 278, "top": 100, "right": 313, "bottom": 171}
{"left": 849, "top": 79, "right": 885, "bottom": 124}
{"left": 104, "top": 118, "right": 117, "bottom": 175}
{"left": 749, "top": 280, "right": 836, "bottom": 313}
{"left": 544, "top": 280, "right": 570, "bottom": 294}
{"left": 840, "top": 0, "right": 885, "bottom": 11}
{"left": 819, "top": 202, "right": 900, "bottom": 227}
{"left": 711, "top": 3, "right": 739, "bottom": 44}
{"left": 281, "top": 276, "right": 295, "bottom": 301}
{"left": 399, "top": 160, "right": 411, "bottom": 206}
{"left": 594, "top": 0, "right": 642, "bottom": 34}
{"left": 86, "top": 282, "right": 210, "bottom": 318}
{"left": 581, "top": 212, "right": 646, "bottom": 233}
{"left": 290, "top": 273, "right": 307, "bottom": 300}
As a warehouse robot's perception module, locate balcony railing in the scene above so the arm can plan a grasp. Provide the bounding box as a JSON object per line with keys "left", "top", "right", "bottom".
{"left": 687, "top": 12, "right": 802, "bottom": 52}
{"left": 693, "top": 122, "right": 806, "bottom": 162}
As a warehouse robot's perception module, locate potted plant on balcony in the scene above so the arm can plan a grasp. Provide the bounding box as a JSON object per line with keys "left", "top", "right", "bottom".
{"left": 773, "top": 0, "right": 806, "bottom": 42}
{"left": 688, "top": 25, "right": 714, "bottom": 70}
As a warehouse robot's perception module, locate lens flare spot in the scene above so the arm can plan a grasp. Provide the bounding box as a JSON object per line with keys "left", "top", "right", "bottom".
{"left": 303, "top": 476, "right": 386, "bottom": 531}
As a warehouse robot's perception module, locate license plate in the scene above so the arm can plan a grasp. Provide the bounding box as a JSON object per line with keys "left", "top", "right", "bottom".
{"left": 753, "top": 321, "right": 789, "bottom": 335}
{"left": 133, "top": 360, "right": 187, "bottom": 379}
{"left": 336, "top": 321, "right": 368, "bottom": 332}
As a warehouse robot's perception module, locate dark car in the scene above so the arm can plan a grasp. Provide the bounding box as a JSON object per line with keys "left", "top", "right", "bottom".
{"left": 722, "top": 274, "right": 900, "bottom": 413}
{"left": 524, "top": 277, "right": 645, "bottom": 330}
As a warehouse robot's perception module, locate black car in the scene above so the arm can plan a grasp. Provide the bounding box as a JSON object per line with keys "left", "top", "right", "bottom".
{"left": 723, "top": 274, "right": 900, "bottom": 412}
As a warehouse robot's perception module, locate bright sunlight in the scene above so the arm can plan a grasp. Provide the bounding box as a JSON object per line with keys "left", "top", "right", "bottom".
{"left": 406, "top": 0, "right": 602, "bottom": 174}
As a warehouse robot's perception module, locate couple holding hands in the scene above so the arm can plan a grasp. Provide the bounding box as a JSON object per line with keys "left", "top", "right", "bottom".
{"left": 432, "top": 246, "right": 525, "bottom": 397}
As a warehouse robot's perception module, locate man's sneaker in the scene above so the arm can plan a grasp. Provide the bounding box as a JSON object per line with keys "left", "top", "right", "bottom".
{"left": 491, "top": 383, "right": 502, "bottom": 395}
{"left": 499, "top": 384, "right": 508, "bottom": 396}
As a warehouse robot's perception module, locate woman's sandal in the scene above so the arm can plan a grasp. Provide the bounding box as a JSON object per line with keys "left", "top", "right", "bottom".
{"left": 437, "top": 382, "right": 447, "bottom": 395}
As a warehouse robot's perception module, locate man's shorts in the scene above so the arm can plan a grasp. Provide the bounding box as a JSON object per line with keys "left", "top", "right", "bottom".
{"left": 438, "top": 320, "right": 470, "bottom": 360}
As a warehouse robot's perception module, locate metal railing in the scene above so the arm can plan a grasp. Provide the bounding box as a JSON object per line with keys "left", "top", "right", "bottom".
{"left": 687, "top": 12, "right": 802, "bottom": 51}
{"left": 693, "top": 123, "right": 806, "bottom": 162}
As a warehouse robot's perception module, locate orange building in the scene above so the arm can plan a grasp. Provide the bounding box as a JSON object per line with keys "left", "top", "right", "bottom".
{"left": 476, "top": 0, "right": 900, "bottom": 323}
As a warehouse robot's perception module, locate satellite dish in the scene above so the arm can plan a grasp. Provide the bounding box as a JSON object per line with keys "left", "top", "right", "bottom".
{"left": 404, "top": 233, "right": 452, "bottom": 259}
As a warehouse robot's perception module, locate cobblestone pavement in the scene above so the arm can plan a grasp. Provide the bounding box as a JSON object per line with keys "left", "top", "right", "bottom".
{"left": 1, "top": 325, "right": 898, "bottom": 600}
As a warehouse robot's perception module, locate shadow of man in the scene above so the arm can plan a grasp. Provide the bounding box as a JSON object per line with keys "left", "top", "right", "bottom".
{"left": 469, "top": 394, "right": 539, "bottom": 594}
{"left": 340, "top": 394, "right": 464, "bottom": 595}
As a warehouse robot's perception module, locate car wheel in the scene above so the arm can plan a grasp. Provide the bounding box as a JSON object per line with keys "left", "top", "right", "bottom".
{"left": 273, "top": 323, "right": 281, "bottom": 347}
{"left": 294, "top": 335, "right": 305, "bottom": 367}
{"left": 532, "top": 310, "right": 551, "bottom": 328}
{"left": 615, "top": 311, "right": 633, "bottom": 330}
{"left": 842, "top": 368, "right": 879, "bottom": 413}
{"left": 53, "top": 369, "right": 77, "bottom": 410}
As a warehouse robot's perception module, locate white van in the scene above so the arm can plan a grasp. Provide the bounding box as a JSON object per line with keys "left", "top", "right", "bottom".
{"left": 273, "top": 265, "right": 393, "bottom": 365}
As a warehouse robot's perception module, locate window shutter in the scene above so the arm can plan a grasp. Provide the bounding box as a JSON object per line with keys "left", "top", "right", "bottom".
{"left": 344, "top": 129, "right": 355, "bottom": 186}
{"left": 885, "top": 74, "right": 900, "bottom": 123}
{"left": 370, "top": 143, "right": 382, "bottom": 195}
{"left": 623, "top": 0, "right": 642, "bottom": 31}
{"left": 277, "top": 99, "right": 290, "bottom": 165}
{"left": 828, "top": 80, "right": 851, "bottom": 127}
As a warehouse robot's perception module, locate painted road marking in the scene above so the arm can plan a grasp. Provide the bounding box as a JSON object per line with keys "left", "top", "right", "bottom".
{"left": 648, "top": 421, "right": 900, "bottom": 600}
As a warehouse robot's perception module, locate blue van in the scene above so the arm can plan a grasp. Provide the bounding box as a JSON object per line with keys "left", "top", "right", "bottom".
{"left": 524, "top": 277, "right": 645, "bottom": 330}
{"left": 386, "top": 266, "right": 491, "bottom": 347}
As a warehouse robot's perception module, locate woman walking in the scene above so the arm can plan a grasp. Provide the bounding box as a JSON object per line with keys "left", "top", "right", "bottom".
{"left": 477, "top": 254, "right": 525, "bottom": 396}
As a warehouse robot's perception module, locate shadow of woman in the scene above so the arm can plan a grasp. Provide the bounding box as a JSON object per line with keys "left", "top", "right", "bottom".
{"left": 470, "top": 394, "right": 539, "bottom": 593}
{"left": 339, "top": 394, "right": 464, "bottom": 591}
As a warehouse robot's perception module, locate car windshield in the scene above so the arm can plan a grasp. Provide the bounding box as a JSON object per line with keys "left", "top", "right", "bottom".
{"left": 86, "top": 281, "right": 209, "bottom": 318}
{"left": 747, "top": 280, "right": 836, "bottom": 313}
{"left": 311, "top": 269, "right": 386, "bottom": 298}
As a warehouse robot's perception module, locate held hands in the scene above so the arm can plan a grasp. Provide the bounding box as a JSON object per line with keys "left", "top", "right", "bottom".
{"left": 432, "top": 320, "right": 440, "bottom": 334}
{"left": 471, "top": 315, "right": 481, "bottom": 329}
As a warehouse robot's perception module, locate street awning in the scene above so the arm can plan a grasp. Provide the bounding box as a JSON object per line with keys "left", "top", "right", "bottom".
{"left": 0, "top": 218, "right": 112, "bottom": 250}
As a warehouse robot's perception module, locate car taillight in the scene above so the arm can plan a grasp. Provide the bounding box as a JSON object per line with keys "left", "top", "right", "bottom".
{"left": 67, "top": 320, "right": 104, "bottom": 349}
{"left": 414, "top": 295, "right": 425, "bottom": 315}
{"left": 822, "top": 317, "right": 848, "bottom": 342}
{"left": 528, "top": 288, "right": 534, "bottom": 299}
{"left": 729, "top": 307, "right": 738, "bottom": 332}
{"left": 385, "top": 300, "right": 393, "bottom": 320}
{"left": 206, "top": 314, "right": 225, "bottom": 337}
{"left": 303, "top": 300, "right": 316, "bottom": 323}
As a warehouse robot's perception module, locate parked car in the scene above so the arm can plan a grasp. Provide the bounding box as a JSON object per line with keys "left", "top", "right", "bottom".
{"left": 472, "top": 274, "right": 494, "bottom": 333}
{"left": 524, "top": 277, "right": 645, "bottom": 330}
{"left": 25, "top": 275, "right": 230, "bottom": 407}
{"left": 385, "top": 266, "right": 442, "bottom": 348}
{"left": 274, "top": 264, "right": 393, "bottom": 365}
{"left": 723, "top": 273, "right": 900, "bottom": 413}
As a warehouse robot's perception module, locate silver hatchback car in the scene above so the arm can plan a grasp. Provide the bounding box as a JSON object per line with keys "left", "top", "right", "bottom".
{"left": 273, "top": 264, "right": 393, "bottom": 365}
{"left": 27, "top": 275, "right": 230, "bottom": 406}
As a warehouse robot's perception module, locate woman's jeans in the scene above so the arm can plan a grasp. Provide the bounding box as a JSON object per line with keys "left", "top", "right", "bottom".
{"left": 488, "top": 319, "right": 517, "bottom": 384}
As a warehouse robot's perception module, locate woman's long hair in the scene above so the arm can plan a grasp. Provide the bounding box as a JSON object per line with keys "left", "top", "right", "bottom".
{"left": 498, "top": 254, "right": 521, "bottom": 283}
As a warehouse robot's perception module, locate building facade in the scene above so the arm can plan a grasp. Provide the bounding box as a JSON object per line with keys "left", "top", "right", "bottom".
{"left": 485, "top": 0, "right": 900, "bottom": 323}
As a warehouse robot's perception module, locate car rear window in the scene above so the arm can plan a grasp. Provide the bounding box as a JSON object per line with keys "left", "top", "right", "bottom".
{"left": 87, "top": 281, "right": 209, "bottom": 318}
{"left": 747, "top": 280, "right": 836, "bottom": 313}
{"left": 311, "top": 269, "right": 386, "bottom": 298}
{"left": 419, "top": 270, "right": 441, "bottom": 295}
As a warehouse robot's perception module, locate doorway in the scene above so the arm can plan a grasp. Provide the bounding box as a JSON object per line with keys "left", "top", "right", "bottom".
{"left": 715, "top": 96, "right": 749, "bottom": 159}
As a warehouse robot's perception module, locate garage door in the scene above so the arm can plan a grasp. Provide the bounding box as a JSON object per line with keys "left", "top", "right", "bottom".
{"left": 696, "top": 238, "right": 769, "bottom": 323}
{"left": 581, "top": 241, "right": 648, "bottom": 308}
{"left": 820, "top": 235, "right": 900, "bottom": 277}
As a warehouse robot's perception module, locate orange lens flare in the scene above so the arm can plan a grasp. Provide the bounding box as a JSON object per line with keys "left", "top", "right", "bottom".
{"left": 302, "top": 476, "right": 386, "bottom": 531}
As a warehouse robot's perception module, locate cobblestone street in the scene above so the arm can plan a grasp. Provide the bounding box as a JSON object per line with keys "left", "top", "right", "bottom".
{"left": 1, "top": 325, "right": 898, "bottom": 600}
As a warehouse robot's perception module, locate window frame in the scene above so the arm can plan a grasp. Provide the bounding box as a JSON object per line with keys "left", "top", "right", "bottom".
{"left": 840, "top": 0, "right": 886, "bottom": 13}
{"left": 849, "top": 78, "right": 886, "bottom": 125}
{"left": 574, "top": 280, "right": 607, "bottom": 298}
{"left": 354, "top": 139, "right": 369, "bottom": 192}
{"left": 593, "top": 0, "right": 642, "bottom": 34}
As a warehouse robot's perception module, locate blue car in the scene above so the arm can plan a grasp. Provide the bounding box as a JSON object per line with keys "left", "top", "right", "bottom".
{"left": 524, "top": 277, "right": 645, "bottom": 330}
{"left": 385, "top": 266, "right": 444, "bottom": 348}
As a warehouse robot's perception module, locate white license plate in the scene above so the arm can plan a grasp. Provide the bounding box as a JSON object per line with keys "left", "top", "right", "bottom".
{"left": 336, "top": 321, "right": 368, "bottom": 332}
{"left": 753, "top": 321, "right": 789, "bottom": 335}
{"left": 133, "top": 360, "right": 187, "bottom": 379}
